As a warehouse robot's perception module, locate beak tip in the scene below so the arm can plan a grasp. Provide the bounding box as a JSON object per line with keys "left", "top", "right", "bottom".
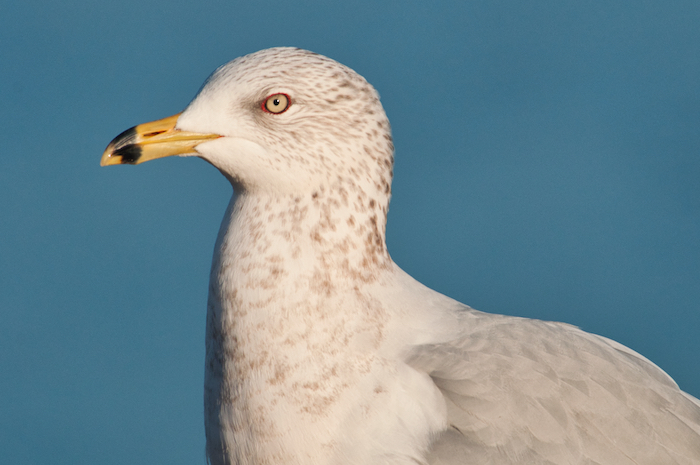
{"left": 100, "top": 149, "right": 118, "bottom": 167}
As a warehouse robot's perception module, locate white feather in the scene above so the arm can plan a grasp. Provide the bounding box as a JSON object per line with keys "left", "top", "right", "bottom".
{"left": 164, "top": 47, "right": 700, "bottom": 464}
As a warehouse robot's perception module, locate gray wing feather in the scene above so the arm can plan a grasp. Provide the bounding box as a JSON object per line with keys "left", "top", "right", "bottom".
{"left": 408, "top": 310, "right": 700, "bottom": 464}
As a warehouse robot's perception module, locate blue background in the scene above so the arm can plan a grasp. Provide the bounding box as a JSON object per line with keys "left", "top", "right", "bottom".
{"left": 1, "top": 1, "right": 699, "bottom": 463}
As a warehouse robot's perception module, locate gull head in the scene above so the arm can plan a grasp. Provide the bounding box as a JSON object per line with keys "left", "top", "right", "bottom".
{"left": 102, "top": 47, "right": 394, "bottom": 198}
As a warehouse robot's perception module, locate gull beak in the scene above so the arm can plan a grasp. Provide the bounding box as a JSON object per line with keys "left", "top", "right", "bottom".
{"left": 101, "top": 113, "right": 221, "bottom": 166}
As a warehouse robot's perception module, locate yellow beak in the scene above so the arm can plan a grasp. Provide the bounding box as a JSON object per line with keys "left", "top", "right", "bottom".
{"left": 101, "top": 113, "right": 221, "bottom": 166}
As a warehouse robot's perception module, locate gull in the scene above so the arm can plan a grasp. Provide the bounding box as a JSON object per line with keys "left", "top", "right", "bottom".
{"left": 102, "top": 47, "right": 700, "bottom": 465}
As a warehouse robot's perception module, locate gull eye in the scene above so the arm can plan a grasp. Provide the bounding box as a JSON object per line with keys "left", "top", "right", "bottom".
{"left": 262, "top": 93, "right": 291, "bottom": 114}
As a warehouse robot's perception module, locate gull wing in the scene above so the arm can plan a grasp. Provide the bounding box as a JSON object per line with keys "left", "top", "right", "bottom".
{"left": 407, "top": 311, "right": 700, "bottom": 464}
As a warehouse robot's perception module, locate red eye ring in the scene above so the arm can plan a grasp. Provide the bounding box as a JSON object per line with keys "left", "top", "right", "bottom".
{"left": 262, "top": 93, "right": 291, "bottom": 114}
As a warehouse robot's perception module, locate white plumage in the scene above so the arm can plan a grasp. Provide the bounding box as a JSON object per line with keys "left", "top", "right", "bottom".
{"left": 104, "top": 47, "right": 700, "bottom": 464}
